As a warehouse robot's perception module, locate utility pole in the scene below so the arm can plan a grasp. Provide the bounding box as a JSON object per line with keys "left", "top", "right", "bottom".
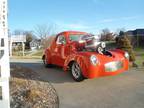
{"left": 0, "top": 0, "right": 10, "bottom": 108}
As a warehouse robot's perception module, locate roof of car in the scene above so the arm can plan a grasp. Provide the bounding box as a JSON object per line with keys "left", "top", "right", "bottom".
{"left": 60, "top": 31, "right": 88, "bottom": 34}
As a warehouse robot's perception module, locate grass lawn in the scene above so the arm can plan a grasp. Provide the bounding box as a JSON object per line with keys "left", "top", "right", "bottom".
{"left": 30, "top": 49, "right": 43, "bottom": 56}
{"left": 11, "top": 49, "right": 43, "bottom": 59}
{"left": 134, "top": 47, "right": 144, "bottom": 66}
{"left": 135, "top": 55, "right": 144, "bottom": 66}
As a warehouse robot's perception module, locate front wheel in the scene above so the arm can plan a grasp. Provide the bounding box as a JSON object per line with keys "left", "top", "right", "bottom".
{"left": 70, "top": 62, "right": 84, "bottom": 82}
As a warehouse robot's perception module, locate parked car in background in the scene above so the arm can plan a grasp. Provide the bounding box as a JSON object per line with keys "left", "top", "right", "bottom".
{"left": 42, "top": 31, "right": 129, "bottom": 81}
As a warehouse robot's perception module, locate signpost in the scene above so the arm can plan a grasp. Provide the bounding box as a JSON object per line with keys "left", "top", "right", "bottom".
{"left": 0, "top": 0, "right": 10, "bottom": 108}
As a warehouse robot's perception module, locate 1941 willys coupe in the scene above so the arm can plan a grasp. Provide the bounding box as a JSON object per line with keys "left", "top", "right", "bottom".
{"left": 42, "top": 31, "right": 129, "bottom": 81}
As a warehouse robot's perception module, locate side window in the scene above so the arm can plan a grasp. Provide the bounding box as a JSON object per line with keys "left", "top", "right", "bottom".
{"left": 56, "top": 35, "right": 66, "bottom": 44}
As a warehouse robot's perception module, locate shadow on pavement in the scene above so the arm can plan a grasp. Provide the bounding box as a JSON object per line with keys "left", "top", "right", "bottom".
{"left": 10, "top": 61, "right": 75, "bottom": 84}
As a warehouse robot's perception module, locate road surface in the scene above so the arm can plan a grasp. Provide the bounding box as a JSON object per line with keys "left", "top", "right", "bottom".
{"left": 11, "top": 59, "right": 144, "bottom": 108}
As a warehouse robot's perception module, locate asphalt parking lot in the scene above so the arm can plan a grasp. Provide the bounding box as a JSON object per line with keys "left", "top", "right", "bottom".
{"left": 11, "top": 59, "right": 144, "bottom": 108}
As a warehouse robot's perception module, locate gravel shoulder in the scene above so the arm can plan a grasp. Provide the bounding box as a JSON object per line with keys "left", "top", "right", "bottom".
{"left": 10, "top": 64, "right": 59, "bottom": 108}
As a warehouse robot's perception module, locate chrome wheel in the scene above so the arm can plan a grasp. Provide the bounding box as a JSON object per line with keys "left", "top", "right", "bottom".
{"left": 72, "top": 63, "right": 81, "bottom": 79}
{"left": 71, "top": 62, "right": 84, "bottom": 81}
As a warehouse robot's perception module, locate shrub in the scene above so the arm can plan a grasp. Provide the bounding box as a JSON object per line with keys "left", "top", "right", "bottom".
{"left": 116, "top": 32, "right": 136, "bottom": 62}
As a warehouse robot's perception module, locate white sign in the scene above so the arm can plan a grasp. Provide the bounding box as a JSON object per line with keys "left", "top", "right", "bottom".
{"left": 11, "top": 35, "right": 26, "bottom": 43}
{"left": 9, "top": 35, "right": 26, "bottom": 56}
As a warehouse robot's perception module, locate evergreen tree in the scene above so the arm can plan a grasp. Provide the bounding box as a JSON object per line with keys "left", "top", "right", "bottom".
{"left": 116, "top": 31, "right": 138, "bottom": 67}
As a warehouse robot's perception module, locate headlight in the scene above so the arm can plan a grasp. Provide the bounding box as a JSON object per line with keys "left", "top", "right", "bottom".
{"left": 90, "top": 55, "right": 98, "bottom": 65}
{"left": 124, "top": 52, "right": 129, "bottom": 59}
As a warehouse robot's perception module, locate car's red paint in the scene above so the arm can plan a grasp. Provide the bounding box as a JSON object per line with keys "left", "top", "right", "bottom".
{"left": 43, "top": 31, "right": 129, "bottom": 79}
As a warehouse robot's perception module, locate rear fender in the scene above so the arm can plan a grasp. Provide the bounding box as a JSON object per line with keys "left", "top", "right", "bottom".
{"left": 44, "top": 48, "right": 52, "bottom": 64}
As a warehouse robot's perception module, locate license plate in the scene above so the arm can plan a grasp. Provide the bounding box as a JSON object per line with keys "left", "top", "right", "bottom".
{"left": 105, "top": 61, "right": 123, "bottom": 72}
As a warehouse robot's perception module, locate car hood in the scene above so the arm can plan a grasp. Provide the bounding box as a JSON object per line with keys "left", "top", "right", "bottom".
{"left": 78, "top": 50, "right": 125, "bottom": 64}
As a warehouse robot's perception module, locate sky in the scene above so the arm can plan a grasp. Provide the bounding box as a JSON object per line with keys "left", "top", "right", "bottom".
{"left": 9, "top": 0, "right": 144, "bottom": 34}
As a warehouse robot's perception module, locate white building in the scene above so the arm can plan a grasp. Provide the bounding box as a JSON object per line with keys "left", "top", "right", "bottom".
{"left": 30, "top": 39, "right": 41, "bottom": 50}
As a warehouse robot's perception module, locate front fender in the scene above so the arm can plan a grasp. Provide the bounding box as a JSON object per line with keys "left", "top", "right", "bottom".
{"left": 64, "top": 53, "right": 89, "bottom": 78}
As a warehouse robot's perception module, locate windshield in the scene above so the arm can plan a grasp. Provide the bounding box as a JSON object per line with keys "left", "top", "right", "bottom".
{"left": 69, "top": 34, "right": 84, "bottom": 41}
{"left": 69, "top": 34, "right": 94, "bottom": 42}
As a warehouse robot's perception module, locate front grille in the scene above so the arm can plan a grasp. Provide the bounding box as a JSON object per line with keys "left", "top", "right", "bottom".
{"left": 105, "top": 61, "right": 123, "bottom": 72}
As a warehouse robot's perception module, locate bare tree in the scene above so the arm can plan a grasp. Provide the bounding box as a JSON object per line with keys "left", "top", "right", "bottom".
{"left": 100, "top": 28, "right": 115, "bottom": 41}
{"left": 25, "top": 31, "right": 36, "bottom": 49}
{"left": 34, "top": 24, "right": 57, "bottom": 39}
{"left": 115, "top": 28, "right": 126, "bottom": 35}
{"left": 34, "top": 24, "right": 57, "bottom": 48}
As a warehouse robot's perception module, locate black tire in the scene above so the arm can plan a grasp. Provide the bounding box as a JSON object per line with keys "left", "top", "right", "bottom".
{"left": 42, "top": 55, "right": 52, "bottom": 68}
{"left": 70, "top": 62, "right": 84, "bottom": 82}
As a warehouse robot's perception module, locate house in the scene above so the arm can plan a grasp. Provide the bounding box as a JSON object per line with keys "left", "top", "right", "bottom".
{"left": 126, "top": 29, "right": 144, "bottom": 47}
{"left": 30, "top": 39, "right": 41, "bottom": 50}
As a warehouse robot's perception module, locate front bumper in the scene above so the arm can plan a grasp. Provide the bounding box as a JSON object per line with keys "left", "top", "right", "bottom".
{"left": 85, "top": 59, "right": 129, "bottom": 79}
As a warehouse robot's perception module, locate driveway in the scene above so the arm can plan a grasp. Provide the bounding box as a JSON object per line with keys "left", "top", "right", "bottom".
{"left": 11, "top": 59, "right": 144, "bottom": 108}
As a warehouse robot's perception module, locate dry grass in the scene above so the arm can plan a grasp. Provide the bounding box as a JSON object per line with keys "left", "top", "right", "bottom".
{"left": 25, "top": 89, "right": 43, "bottom": 102}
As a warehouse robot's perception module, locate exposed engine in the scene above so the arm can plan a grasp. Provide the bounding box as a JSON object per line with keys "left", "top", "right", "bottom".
{"left": 78, "top": 34, "right": 112, "bottom": 56}
{"left": 85, "top": 41, "right": 106, "bottom": 54}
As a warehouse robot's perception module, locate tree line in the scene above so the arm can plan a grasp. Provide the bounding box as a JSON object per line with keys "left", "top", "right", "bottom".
{"left": 11, "top": 24, "right": 141, "bottom": 50}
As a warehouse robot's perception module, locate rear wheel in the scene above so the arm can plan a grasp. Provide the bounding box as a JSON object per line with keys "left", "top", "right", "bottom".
{"left": 70, "top": 62, "right": 84, "bottom": 82}
{"left": 42, "top": 55, "right": 52, "bottom": 68}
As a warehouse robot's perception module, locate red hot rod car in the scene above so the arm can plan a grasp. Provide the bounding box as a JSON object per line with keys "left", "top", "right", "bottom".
{"left": 42, "top": 31, "right": 129, "bottom": 81}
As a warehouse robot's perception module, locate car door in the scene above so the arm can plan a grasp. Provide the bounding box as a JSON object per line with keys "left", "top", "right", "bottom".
{"left": 52, "top": 34, "right": 67, "bottom": 66}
